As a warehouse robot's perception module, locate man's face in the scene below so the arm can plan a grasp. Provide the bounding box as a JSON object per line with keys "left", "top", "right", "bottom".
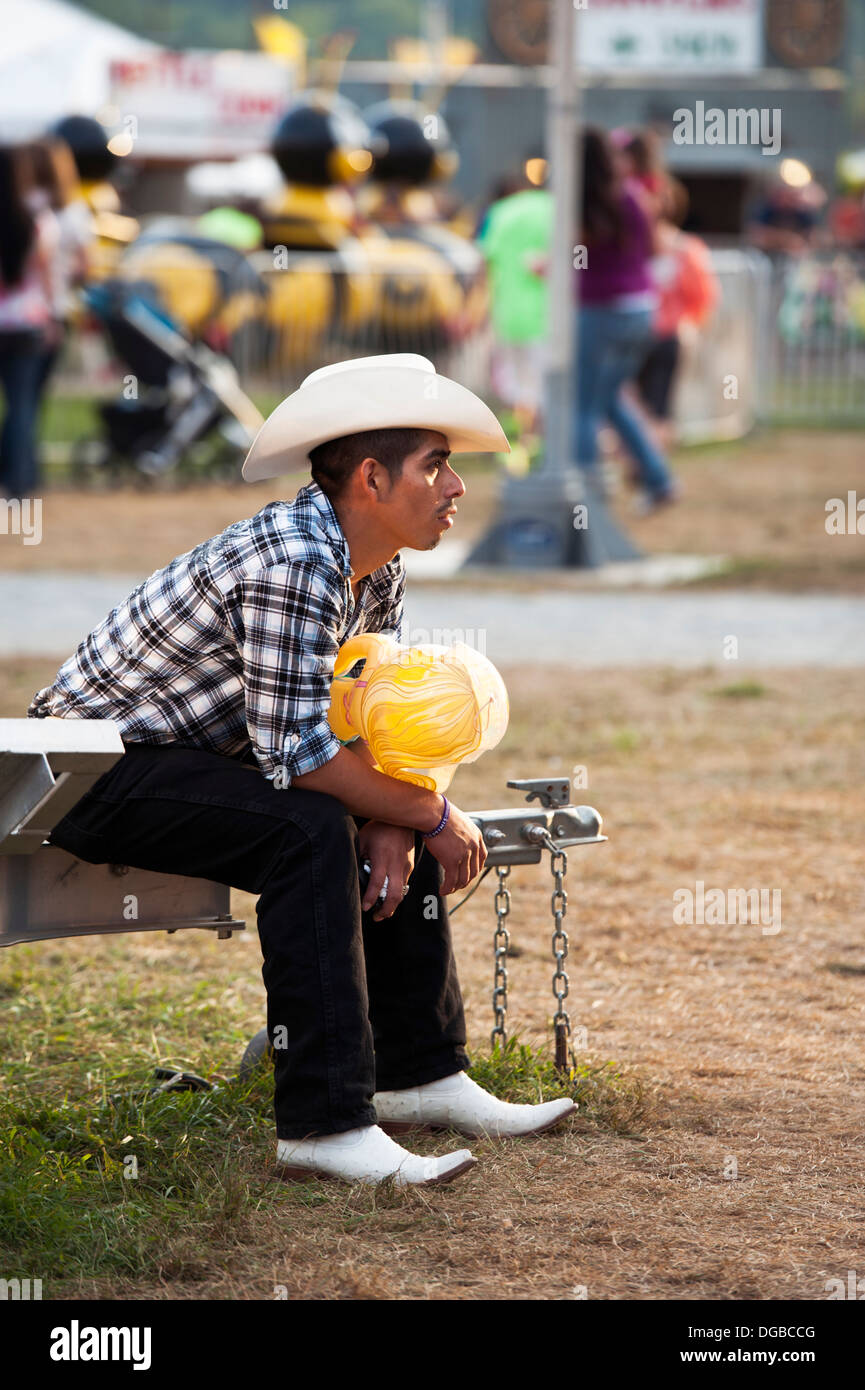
{"left": 373, "top": 430, "right": 466, "bottom": 552}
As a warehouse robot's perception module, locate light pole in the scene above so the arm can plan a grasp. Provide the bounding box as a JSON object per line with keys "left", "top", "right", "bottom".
{"left": 466, "top": 0, "right": 640, "bottom": 569}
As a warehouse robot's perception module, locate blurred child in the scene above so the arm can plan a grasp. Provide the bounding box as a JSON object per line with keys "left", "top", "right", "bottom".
{"left": 636, "top": 178, "right": 719, "bottom": 451}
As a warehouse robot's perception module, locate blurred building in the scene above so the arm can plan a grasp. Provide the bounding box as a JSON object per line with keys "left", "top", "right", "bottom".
{"left": 2, "top": 0, "right": 858, "bottom": 236}
{"left": 0, "top": 0, "right": 296, "bottom": 214}
{"left": 338, "top": 0, "right": 856, "bottom": 237}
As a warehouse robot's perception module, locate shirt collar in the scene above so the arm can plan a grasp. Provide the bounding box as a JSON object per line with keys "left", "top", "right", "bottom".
{"left": 299, "top": 480, "right": 353, "bottom": 578}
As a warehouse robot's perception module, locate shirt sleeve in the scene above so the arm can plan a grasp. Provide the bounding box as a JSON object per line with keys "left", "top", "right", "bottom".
{"left": 477, "top": 204, "right": 499, "bottom": 259}
{"left": 237, "top": 561, "right": 345, "bottom": 784}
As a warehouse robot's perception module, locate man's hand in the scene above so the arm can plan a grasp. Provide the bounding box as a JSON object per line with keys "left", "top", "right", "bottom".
{"left": 358, "top": 821, "right": 416, "bottom": 922}
{"left": 422, "top": 801, "right": 486, "bottom": 897}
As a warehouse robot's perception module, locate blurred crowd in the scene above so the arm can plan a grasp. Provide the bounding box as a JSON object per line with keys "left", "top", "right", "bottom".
{"left": 477, "top": 126, "right": 719, "bottom": 513}
{"left": 3, "top": 100, "right": 865, "bottom": 508}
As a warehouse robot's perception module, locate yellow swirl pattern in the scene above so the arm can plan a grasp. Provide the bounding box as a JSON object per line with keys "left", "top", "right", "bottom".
{"left": 327, "top": 637, "right": 509, "bottom": 792}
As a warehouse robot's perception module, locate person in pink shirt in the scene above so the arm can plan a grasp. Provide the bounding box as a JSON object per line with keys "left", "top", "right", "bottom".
{"left": 0, "top": 145, "right": 59, "bottom": 499}
{"left": 636, "top": 178, "right": 719, "bottom": 451}
{"left": 574, "top": 127, "right": 676, "bottom": 508}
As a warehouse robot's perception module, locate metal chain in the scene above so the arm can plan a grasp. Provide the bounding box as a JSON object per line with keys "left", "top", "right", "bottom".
{"left": 491, "top": 864, "right": 511, "bottom": 1051}
{"left": 542, "top": 833, "right": 572, "bottom": 1072}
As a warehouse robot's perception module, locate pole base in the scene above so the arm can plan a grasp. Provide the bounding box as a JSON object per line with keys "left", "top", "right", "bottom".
{"left": 465, "top": 467, "right": 642, "bottom": 570}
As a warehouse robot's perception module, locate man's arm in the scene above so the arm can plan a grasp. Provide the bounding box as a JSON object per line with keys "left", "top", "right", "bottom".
{"left": 236, "top": 560, "right": 437, "bottom": 823}
{"left": 292, "top": 744, "right": 442, "bottom": 831}
{"left": 294, "top": 748, "right": 485, "bottom": 895}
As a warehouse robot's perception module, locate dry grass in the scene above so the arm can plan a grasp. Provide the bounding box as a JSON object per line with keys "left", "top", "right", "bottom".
{"left": 3, "top": 429, "right": 864, "bottom": 593}
{"left": 624, "top": 428, "right": 865, "bottom": 593}
{"left": 2, "top": 658, "right": 863, "bottom": 1299}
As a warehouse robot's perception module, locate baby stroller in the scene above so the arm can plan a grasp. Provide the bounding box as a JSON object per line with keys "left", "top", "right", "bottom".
{"left": 71, "top": 279, "right": 264, "bottom": 486}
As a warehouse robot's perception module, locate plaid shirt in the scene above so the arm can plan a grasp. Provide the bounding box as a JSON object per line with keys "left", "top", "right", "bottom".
{"left": 27, "top": 482, "right": 405, "bottom": 783}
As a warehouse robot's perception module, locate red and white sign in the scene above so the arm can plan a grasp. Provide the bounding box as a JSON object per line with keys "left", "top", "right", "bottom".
{"left": 109, "top": 49, "right": 294, "bottom": 158}
{"left": 578, "top": 0, "right": 764, "bottom": 73}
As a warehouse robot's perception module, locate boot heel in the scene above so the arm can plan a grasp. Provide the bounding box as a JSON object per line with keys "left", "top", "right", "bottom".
{"left": 377, "top": 1120, "right": 424, "bottom": 1136}
{"left": 276, "top": 1164, "right": 318, "bottom": 1182}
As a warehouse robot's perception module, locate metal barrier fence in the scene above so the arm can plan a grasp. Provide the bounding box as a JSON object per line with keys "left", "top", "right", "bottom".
{"left": 246, "top": 253, "right": 493, "bottom": 398}
{"left": 756, "top": 250, "right": 865, "bottom": 425}
{"left": 673, "top": 247, "right": 769, "bottom": 444}
{"left": 55, "top": 245, "right": 865, "bottom": 447}
{"left": 57, "top": 251, "right": 493, "bottom": 403}
{"left": 667, "top": 246, "right": 865, "bottom": 433}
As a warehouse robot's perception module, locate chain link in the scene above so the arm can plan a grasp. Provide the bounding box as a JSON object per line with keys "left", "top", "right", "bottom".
{"left": 491, "top": 864, "right": 511, "bottom": 1051}
{"left": 541, "top": 833, "right": 572, "bottom": 1072}
{"left": 489, "top": 836, "right": 573, "bottom": 1070}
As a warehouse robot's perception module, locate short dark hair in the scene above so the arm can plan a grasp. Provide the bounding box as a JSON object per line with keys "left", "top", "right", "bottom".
{"left": 309, "top": 427, "right": 431, "bottom": 501}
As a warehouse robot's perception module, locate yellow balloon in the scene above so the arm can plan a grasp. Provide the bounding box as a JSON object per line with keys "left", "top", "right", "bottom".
{"left": 328, "top": 633, "right": 508, "bottom": 791}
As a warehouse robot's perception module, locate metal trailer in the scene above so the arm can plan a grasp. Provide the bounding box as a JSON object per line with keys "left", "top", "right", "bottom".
{"left": 0, "top": 719, "right": 606, "bottom": 1080}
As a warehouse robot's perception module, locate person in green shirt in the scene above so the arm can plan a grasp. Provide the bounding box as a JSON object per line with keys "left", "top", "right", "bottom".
{"left": 477, "top": 176, "right": 552, "bottom": 438}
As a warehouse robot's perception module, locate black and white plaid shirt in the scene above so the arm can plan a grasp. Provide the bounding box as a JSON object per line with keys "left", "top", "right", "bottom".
{"left": 28, "top": 482, "right": 405, "bottom": 783}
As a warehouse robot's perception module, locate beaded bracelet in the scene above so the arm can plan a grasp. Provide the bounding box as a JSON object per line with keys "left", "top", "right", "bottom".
{"left": 422, "top": 795, "right": 450, "bottom": 839}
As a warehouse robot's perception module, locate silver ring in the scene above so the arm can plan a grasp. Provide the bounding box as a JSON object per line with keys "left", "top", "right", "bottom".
{"left": 402, "top": 885, "right": 410, "bottom": 897}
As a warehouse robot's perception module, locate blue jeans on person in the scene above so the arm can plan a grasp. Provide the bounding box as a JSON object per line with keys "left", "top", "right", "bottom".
{"left": 0, "top": 329, "right": 45, "bottom": 499}
{"left": 574, "top": 305, "right": 673, "bottom": 499}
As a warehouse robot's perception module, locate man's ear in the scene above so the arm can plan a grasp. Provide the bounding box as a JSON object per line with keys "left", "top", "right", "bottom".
{"left": 358, "top": 456, "right": 389, "bottom": 499}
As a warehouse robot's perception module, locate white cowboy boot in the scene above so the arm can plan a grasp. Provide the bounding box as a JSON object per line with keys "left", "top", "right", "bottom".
{"left": 276, "top": 1123, "right": 476, "bottom": 1186}
{"left": 374, "top": 1071, "right": 576, "bottom": 1139}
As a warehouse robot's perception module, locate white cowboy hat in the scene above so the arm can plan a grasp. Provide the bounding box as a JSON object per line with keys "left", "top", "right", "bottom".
{"left": 241, "top": 353, "right": 510, "bottom": 482}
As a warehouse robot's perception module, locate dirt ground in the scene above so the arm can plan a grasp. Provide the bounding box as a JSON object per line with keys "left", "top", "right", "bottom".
{"left": 3, "top": 428, "right": 864, "bottom": 593}
{"left": 2, "top": 657, "right": 863, "bottom": 1300}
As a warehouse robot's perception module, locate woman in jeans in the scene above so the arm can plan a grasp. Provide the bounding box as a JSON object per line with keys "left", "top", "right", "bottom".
{"left": 0, "top": 145, "right": 58, "bottom": 500}
{"left": 574, "top": 128, "right": 676, "bottom": 508}
{"left": 29, "top": 138, "right": 92, "bottom": 417}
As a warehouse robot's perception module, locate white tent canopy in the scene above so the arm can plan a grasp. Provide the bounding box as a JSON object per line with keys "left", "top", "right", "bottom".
{"left": 0, "top": 0, "right": 154, "bottom": 141}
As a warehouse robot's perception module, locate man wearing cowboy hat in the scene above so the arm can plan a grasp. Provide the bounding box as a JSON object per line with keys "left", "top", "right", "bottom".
{"left": 29, "top": 354, "right": 574, "bottom": 1186}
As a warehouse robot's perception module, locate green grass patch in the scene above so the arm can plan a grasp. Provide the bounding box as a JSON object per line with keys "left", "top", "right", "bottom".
{"left": 40, "top": 391, "right": 287, "bottom": 452}
{"left": 468, "top": 1034, "right": 647, "bottom": 1134}
{"left": 0, "top": 1064, "right": 274, "bottom": 1285}
{"left": 0, "top": 1012, "right": 643, "bottom": 1292}
{"left": 709, "top": 681, "right": 767, "bottom": 699}
{"left": 40, "top": 393, "right": 101, "bottom": 450}
{"left": 609, "top": 727, "right": 640, "bottom": 753}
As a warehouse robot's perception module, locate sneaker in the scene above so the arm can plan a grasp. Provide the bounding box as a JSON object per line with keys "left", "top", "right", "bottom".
{"left": 632, "top": 482, "right": 681, "bottom": 516}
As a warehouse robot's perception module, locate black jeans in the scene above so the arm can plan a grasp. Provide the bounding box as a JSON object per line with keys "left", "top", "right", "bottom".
{"left": 46, "top": 741, "right": 469, "bottom": 1138}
